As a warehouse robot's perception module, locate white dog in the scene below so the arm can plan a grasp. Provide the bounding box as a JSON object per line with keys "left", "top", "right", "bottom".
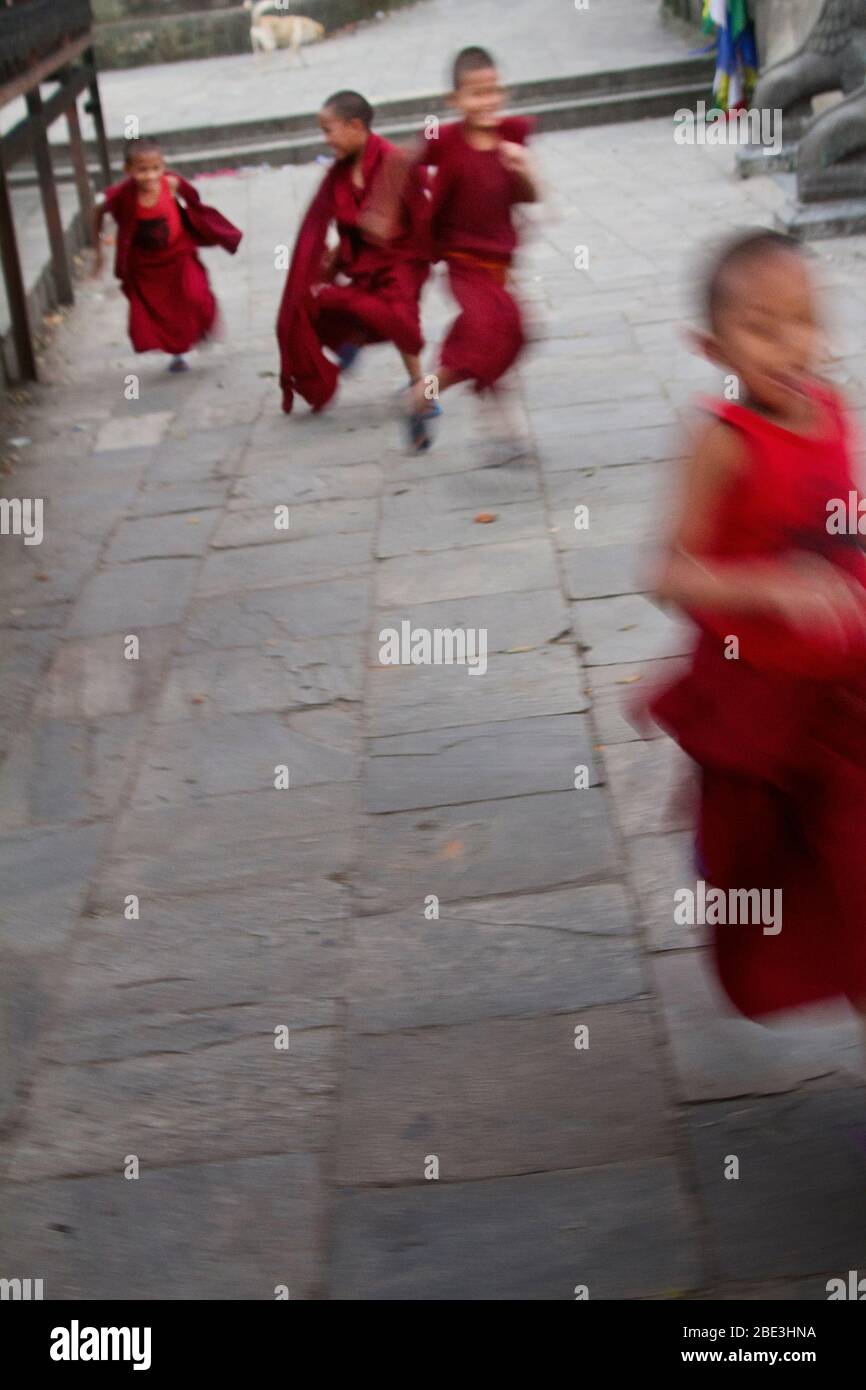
{"left": 243, "top": 2, "right": 325, "bottom": 62}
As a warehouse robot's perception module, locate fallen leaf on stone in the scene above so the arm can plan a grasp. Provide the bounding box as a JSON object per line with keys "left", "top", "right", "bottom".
{"left": 474, "top": 511, "right": 497, "bottom": 523}
{"left": 506, "top": 645, "right": 533, "bottom": 653}
{"left": 43, "top": 314, "right": 63, "bottom": 326}
{"left": 440, "top": 839, "right": 464, "bottom": 860}
{"left": 191, "top": 694, "right": 206, "bottom": 704}
{"left": 35, "top": 573, "right": 49, "bottom": 581}
{"left": 616, "top": 675, "right": 642, "bottom": 684}
{"left": 185, "top": 516, "right": 201, "bottom": 524}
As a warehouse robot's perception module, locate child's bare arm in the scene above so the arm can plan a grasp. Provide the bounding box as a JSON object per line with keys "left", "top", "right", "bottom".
{"left": 654, "top": 418, "right": 760, "bottom": 613}
{"left": 657, "top": 417, "right": 866, "bottom": 635}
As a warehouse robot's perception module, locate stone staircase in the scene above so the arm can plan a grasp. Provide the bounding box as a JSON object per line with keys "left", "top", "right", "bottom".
{"left": 12, "top": 56, "right": 714, "bottom": 185}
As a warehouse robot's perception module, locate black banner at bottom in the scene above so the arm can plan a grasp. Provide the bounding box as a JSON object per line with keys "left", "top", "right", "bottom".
{"left": 1, "top": 1297, "right": 861, "bottom": 1373}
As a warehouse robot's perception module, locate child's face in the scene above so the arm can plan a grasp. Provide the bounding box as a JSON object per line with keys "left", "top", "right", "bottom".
{"left": 452, "top": 66, "right": 504, "bottom": 129}
{"left": 126, "top": 150, "right": 165, "bottom": 195}
{"left": 319, "top": 109, "right": 367, "bottom": 159}
{"left": 709, "top": 251, "right": 821, "bottom": 416}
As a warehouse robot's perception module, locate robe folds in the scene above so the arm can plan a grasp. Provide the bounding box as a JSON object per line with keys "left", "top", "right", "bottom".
{"left": 419, "top": 116, "right": 534, "bottom": 392}
{"left": 276, "top": 132, "right": 431, "bottom": 414}
{"left": 103, "top": 174, "right": 242, "bottom": 355}
{"left": 647, "top": 385, "right": 866, "bottom": 1019}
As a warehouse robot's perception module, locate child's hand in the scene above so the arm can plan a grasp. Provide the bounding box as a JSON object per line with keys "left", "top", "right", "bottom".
{"left": 498, "top": 140, "right": 530, "bottom": 175}
{"left": 761, "top": 554, "right": 866, "bottom": 649}
{"left": 166, "top": 173, "right": 180, "bottom": 195}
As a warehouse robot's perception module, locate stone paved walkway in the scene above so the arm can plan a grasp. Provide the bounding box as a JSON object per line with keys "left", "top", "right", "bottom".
{"left": 2, "top": 117, "right": 866, "bottom": 1299}
{"left": 1, "top": 0, "right": 695, "bottom": 143}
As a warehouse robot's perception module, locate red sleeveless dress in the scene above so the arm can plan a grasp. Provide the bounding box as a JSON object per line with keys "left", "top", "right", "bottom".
{"left": 649, "top": 383, "right": 866, "bottom": 1017}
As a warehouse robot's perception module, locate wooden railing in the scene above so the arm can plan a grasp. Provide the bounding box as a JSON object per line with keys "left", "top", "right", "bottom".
{"left": 0, "top": 0, "right": 94, "bottom": 88}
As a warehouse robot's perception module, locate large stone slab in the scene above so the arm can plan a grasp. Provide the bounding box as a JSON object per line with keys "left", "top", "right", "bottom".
{"left": 228, "top": 462, "right": 383, "bottom": 506}
{"left": 382, "top": 466, "right": 540, "bottom": 517}
{"left": 365, "top": 715, "right": 598, "bottom": 813}
{"left": 131, "top": 477, "right": 231, "bottom": 518}
{"left": 155, "top": 636, "right": 363, "bottom": 720}
{"left": 650, "top": 951, "right": 864, "bottom": 1103}
{"left": 0, "top": 1154, "right": 325, "bottom": 1299}
{"left": 586, "top": 657, "right": 680, "bottom": 745}
{"left": 6, "top": 1025, "right": 336, "bottom": 1180}
{"left": 95, "top": 412, "right": 173, "bottom": 452}
{"left": 330, "top": 1159, "right": 700, "bottom": 1299}
{"left": 529, "top": 397, "right": 677, "bottom": 443}
{"left": 602, "top": 738, "right": 693, "bottom": 839}
{"left": 212, "top": 497, "right": 377, "bottom": 549}
{"left": 348, "top": 886, "right": 639, "bottom": 1031}
{"left": 373, "top": 589, "right": 571, "bottom": 659}
{"left": 132, "top": 707, "right": 358, "bottom": 806}
{"left": 356, "top": 788, "right": 618, "bottom": 912}
{"left": 561, "top": 541, "right": 647, "bottom": 599}
{"left": 196, "top": 532, "right": 371, "bottom": 597}
{"left": 0, "top": 822, "right": 107, "bottom": 953}
{"left": 684, "top": 1090, "right": 866, "bottom": 1282}
{"left": 377, "top": 500, "right": 547, "bottom": 559}
{"left": 34, "top": 627, "right": 177, "bottom": 720}
{"left": 0, "top": 626, "right": 58, "bottom": 756}
{"left": 46, "top": 883, "right": 347, "bottom": 1065}
{"left": 145, "top": 423, "right": 250, "bottom": 484}
{"left": 536, "top": 425, "right": 681, "bottom": 474}
{"left": 626, "top": 830, "right": 705, "bottom": 953}
{"left": 0, "top": 713, "right": 147, "bottom": 830}
{"left": 0, "top": 950, "right": 53, "bottom": 1128}
{"left": 94, "top": 785, "right": 357, "bottom": 900}
{"left": 68, "top": 559, "right": 199, "bottom": 636}
{"left": 178, "top": 578, "right": 368, "bottom": 651}
{"left": 337, "top": 1004, "right": 670, "bottom": 1184}
{"left": 367, "top": 646, "right": 587, "bottom": 737}
{"left": 573, "top": 594, "right": 692, "bottom": 665}
{"left": 376, "top": 539, "right": 558, "bottom": 606}
{"left": 105, "top": 510, "right": 220, "bottom": 563}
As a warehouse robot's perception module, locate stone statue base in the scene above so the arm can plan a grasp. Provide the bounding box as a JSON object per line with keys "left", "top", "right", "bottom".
{"left": 776, "top": 191, "right": 866, "bottom": 237}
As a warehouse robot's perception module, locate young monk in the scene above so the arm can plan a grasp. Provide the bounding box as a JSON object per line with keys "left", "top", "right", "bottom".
{"left": 401, "top": 46, "right": 539, "bottom": 452}
{"left": 94, "top": 138, "right": 242, "bottom": 371}
{"left": 276, "top": 89, "right": 432, "bottom": 415}
{"left": 648, "top": 229, "right": 866, "bottom": 1029}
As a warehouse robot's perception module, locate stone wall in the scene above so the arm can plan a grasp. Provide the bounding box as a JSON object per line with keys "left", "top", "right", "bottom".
{"left": 94, "top": 0, "right": 418, "bottom": 69}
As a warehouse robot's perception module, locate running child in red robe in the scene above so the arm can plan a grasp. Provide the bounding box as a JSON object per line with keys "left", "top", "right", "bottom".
{"left": 94, "top": 138, "right": 242, "bottom": 372}
{"left": 276, "top": 89, "right": 432, "bottom": 415}
{"left": 401, "top": 46, "right": 539, "bottom": 452}
{"left": 649, "top": 229, "right": 866, "bottom": 1029}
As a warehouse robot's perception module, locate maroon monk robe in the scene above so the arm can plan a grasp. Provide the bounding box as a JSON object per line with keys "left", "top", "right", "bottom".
{"left": 417, "top": 115, "right": 534, "bottom": 391}
{"left": 276, "top": 131, "right": 431, "bottom": 415}
{"left": 103, "top": 174, "right": 242, "bottom": 355}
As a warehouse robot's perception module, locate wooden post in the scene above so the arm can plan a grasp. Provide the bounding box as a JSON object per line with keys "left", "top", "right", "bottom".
{"left": 26, "top": 86, "right": 74, "bottom": 306}
{"left": 66, "top": 97, "right": 95, "bottom": 240}
{"left": 84, "top": 47, "right": 112, "bottom": 191}
{"left": 0, "top": 158, "right": 37, "bottom": 381}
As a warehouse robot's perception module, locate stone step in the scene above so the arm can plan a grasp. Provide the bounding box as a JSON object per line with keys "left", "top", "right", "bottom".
{"left": 10, "top": 58, "right": 713, "bottom": 187}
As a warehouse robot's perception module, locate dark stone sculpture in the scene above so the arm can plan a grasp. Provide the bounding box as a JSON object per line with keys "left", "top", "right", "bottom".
{"left": 752, "top": 0, "right": 866, "bottom": 134}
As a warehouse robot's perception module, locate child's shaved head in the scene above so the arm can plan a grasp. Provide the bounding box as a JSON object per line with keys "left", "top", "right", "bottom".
{"left": 124, "top": 137, "right": 163, "bottom": 166}
{"left": 322, "top": 90, "right": 373, "bottom": 129}
{"left": 452, "top": 45, "right": 496, "bottom": 89}
{"left": 706, "top": 229, "right": 804, "bottom": 331}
